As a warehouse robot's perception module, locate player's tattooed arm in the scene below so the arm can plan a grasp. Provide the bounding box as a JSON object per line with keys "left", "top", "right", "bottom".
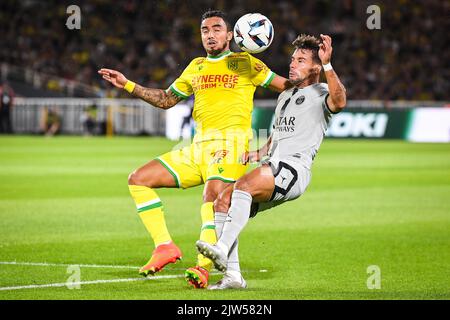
{"left": 324, "top": 69, "right": 346, "bottom": 113}
{"left": 98, "top": 68, "right": 181, "bottom": 109}
{"left": 132, "top": 84, "right": 181, "bottom": 109}
{"left": 318, "top": 34, "right": 346, "bottom": 113}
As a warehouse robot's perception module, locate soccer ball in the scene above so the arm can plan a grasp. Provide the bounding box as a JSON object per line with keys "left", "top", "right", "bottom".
{"left": 233, "top": 13, "right": 274, "bottom": 54}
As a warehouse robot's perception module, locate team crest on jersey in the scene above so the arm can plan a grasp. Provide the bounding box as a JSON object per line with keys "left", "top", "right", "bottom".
{"left": 228, "top": 60, "right": 238, "bottom": 71}
{"left": 296, "top": 96, "right": 305, "bottom": 105}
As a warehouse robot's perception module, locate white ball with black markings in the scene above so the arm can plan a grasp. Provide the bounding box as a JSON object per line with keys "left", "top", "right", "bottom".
{"left": 233, "top": 13, "right": 274, "bottom": 54}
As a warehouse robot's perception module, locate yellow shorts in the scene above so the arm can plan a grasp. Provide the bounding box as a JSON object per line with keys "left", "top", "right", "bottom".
{"left": 156, "top": 139, "right": 249, "bottom": 188}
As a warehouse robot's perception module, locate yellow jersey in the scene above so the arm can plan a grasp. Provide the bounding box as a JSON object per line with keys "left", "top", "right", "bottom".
{"left": 168, "top": 50, "right": 276, "bottom": 142}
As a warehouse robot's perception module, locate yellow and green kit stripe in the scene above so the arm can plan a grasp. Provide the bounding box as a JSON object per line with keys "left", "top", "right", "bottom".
{"left": 129, "top": 185, "right": 172, "bottom": 247}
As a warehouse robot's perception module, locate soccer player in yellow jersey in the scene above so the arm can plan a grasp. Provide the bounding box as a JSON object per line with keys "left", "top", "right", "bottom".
{"left": 98, "top": 10, "right": 290, "bottom": 288}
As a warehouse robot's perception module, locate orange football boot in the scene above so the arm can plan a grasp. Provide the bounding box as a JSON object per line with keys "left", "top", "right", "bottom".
{"left": 185, "top": 266, "right": 209, "bottom": 288}
{"left": 139, "top": 241, "right": 182, "bottom": 276}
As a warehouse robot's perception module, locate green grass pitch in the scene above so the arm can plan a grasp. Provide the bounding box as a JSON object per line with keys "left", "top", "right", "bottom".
{"left": 0, "top": 136, "right": 449, "bottom": 300}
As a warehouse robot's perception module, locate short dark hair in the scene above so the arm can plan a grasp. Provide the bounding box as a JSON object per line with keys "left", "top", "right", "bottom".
{"left": 292, "top": 34, "right": 321, "bottom": 64}
{"left": 201, "top": 10, "right": 232, "bottom": 31}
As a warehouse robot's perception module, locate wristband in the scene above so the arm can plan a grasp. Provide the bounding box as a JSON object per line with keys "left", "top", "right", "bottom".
{"left": 322, "top": 63, "right": 333, "bottom": 71}
{"left": 124, "top": 80, "right": 136, "bottom": 93}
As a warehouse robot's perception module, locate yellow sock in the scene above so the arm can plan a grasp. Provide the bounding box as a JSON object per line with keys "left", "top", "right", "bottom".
{"left": 197, "top": 202, "right": 217, "bottom": 271}
{"left": 128, "top": 185, "right": 172, "bottom": 247}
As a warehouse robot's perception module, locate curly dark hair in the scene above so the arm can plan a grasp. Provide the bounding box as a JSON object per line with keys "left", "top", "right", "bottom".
{"left": 292, "top": 34, "right": 321, "bottom": 64}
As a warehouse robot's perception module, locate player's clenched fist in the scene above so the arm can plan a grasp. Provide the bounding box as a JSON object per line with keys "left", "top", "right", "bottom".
{"left": 98, "top": 68, "right": 128, "bottom": 89}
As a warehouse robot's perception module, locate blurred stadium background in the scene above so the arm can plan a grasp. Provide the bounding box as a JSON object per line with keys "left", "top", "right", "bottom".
{"left": 0, "top": 0, "right": 448, "bottom": 138}
{"left": 0, "top": 0, "right": 449, "bottom": 300}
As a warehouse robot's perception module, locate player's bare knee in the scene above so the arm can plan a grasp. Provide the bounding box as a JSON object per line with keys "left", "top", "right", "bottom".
{"left": 203, "top": 190, "right": 218, "bottom": 203}
{"left": 127, "top": 171, "right": 138, "bottom": 185}
{"left": 234, "top": 179, "right": 251, "bottom": 193}
{"left": 214, "top": 195, "right": 230, "bottom": 213}
{"left": 128, "top": 170, "right": 151, "bottom": 187}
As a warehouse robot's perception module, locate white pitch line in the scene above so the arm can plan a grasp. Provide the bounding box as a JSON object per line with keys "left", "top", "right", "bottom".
{"left": 0, "top": 274, "right": 185, "bottom": 291}
{"left": 0, "top": 261, "right": 269, "bottom": 291}
{"left": 0, "top": 261, "right": 140, "bottom": 269}
{"left": 0, "top": 261, "right": 189, "bottom": 271}
{"left": 0, "top": 261, "right": 268, "bottom": 273}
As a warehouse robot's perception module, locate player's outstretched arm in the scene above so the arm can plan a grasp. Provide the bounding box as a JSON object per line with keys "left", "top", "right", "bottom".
{"left": 318, "top": 35, "right": 347, "bottom": 113}
{"left": 268, "top": 75, "right": 293, "bottom": 93}
{"left": 132, "top": 84, "right": 182, "bottom": 110}
{"left": 98, "top": 68, "right": 181, "bottom": 109}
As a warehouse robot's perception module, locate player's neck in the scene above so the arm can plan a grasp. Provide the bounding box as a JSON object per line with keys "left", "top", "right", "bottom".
{"left": 295, "top": 76, "right": 319, "bottom": 89}
{"left": 207, "top": 49, "right": 232, "bottom": 59}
